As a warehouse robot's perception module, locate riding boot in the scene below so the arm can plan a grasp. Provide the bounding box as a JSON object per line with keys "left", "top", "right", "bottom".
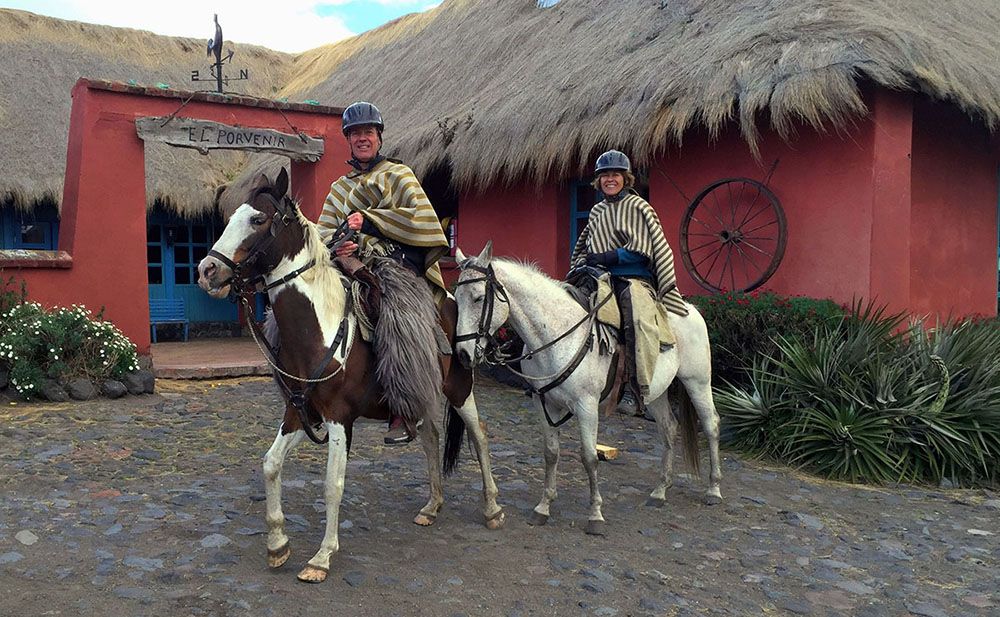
{"left": 613, "top": 277, "right": 647, "bottom": 417}
{"left": 384, "top": 415, "right": 415, "bottom": 445}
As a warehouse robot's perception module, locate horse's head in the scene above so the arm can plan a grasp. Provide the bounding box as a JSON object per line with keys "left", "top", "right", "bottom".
{"left": 453, "top": 241, "right": 510, "bottom": 368}
{"left": 198, "top": 168, "right": 304, "bottom": 298}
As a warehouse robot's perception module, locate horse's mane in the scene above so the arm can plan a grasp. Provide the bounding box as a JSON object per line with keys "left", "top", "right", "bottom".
{"left": 491, "top": 257, "right": 576, "bottom": 300}
{"left": 286, "top": 199, "right": 346, "bottom": 306}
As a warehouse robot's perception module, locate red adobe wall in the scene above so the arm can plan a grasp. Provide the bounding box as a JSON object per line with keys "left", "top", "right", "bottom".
{"left": 454, "top": 88, "right": 998, "bottom": 319}
{"left": 651, "top": 96, "right": 882, "bottom": 307}
{"left": 654, "top": 89, "right": 996, "bottom": 318}
{"left": 0, "top": 79, "right": 349, "bottom": 355}
{"left": 457, "top": 183, "right": 571, "bottom": 276}
{"left": 909, "top": 99, "right": 999, "bottom": 318}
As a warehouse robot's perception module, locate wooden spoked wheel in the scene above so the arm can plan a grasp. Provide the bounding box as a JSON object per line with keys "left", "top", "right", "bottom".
{"left": 679, "top": 178, "right": 786, "bottom": 293}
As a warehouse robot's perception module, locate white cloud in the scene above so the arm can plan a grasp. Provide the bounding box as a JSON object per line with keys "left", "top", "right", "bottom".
{"left": 4, "top": 1, "right": 356, "bottom": 53}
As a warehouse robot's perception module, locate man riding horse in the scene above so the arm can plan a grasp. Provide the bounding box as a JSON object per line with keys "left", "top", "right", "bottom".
{"left": 318, "top": 101, "right": 452, "bottom": 444}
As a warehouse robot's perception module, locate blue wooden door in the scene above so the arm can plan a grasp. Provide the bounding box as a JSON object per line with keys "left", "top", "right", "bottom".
{"left": 569, "top": 180, "right": 599, "bottom": 254}
{"left": 147, "top": 212, "right": 237, "bottom": 323}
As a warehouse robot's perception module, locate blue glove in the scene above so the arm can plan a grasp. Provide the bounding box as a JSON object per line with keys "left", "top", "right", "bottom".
{"left": 585, "top": 250, "right": 619, "bottom": 267}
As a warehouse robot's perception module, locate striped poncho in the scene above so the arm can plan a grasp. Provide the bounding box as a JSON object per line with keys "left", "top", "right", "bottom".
{"left": 318, "top": 159, "right": 449, "bottom": 300}
{"left": 571, "top": 191, "right": 688, "bottom": 316}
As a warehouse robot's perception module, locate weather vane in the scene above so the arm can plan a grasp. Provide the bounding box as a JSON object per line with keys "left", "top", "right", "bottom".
{"left": 191, "top": 14, "right": 248, "bottom": 93}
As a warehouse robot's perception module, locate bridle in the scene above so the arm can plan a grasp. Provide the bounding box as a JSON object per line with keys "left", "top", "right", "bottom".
{"left": 454, "top": 261, "right": 614, "bottom": 427}
{"left": 206, "top": 191, "right": 358, "bottom": 446}
{"left": 207, "top": 192, "right": 315, "bottom": 296}
{"left": 453, "top": 262, "right": 511, "bottom": 365}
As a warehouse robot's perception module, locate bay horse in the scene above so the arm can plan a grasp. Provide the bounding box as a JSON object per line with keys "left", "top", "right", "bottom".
{"left": 453, "top": 243, "right": 722, "bottom": 536}
{"left": 197, "top": 170, "right": 504, "bottom": 583}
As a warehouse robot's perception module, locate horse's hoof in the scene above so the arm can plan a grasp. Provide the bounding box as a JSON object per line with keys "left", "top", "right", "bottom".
{"left": 485, "top": 509, "right": 506, "bottom": 530}
{"left": 585, "top": 520, "right": 606, "bottom": 536}
{"left": 413, "top": 511, "right": 438, "bottom": 527}
{"left": 267, "top": 542, "right": 291, "bottom": 569}
{"left": 704, "top": 493, "right": 723, "bottom": 506}
{"left": 527, "top": 510, "right": 549, "bottom": 527}
{"left": 645, "top": 497, "right": 666, "bottom": 508}
{"left": 296, "top": 564, "right": 329, "bottom": 583}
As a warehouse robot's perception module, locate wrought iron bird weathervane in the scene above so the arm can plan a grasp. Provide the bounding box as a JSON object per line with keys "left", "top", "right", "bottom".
{"left": 192, "top": 14, "right": 248, "bottom": 93}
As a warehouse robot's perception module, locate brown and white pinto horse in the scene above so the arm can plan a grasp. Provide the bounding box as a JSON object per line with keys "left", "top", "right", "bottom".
{"left": 197, "top": 169, "right": 504, "bottom": 583}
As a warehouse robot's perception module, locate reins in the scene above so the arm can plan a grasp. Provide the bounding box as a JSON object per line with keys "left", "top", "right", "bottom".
{"left": 212, "top": 195, "right": 357, "bottom": 445}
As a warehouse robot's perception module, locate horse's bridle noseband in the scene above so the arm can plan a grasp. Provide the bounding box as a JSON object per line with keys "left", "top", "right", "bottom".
{"left": 454, "top": 263, "right": 511, "bottom": 364}
{"left": 207, "top": 192, "right": 312, "bottom": 295}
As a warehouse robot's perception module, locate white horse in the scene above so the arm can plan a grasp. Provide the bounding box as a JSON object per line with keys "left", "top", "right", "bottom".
{"left": 453, "top": 242, "right": 722, "bottom": 535}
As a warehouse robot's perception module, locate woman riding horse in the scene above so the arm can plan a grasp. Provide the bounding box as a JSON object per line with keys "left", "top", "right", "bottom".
{"left": 318, "top": 101, "right": 452, "bottom": 444}
{"left": 570, "top": 150, "right": 687, "bottom": 416}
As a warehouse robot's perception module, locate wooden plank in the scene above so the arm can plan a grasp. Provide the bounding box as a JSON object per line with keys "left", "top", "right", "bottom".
{"left": 135, "top": 116, "right": 324, "bottom": 162}
{"left": 596, "top": 444, "right": 619, "bottom": 461}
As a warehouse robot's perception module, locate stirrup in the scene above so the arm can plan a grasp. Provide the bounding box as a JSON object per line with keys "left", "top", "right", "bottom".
{"left": 384, "top": 421, "right": 415, "bottom": 445}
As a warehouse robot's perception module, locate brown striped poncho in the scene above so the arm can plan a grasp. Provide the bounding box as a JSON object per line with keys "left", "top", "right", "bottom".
{"left": 318, "top": 159, "right": 449, "bottom": 300}
{"left": 571, "top": 191, "right": 688, "bottom": 316}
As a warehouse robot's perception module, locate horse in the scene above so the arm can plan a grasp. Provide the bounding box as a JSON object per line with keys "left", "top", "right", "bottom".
{"left": 196, "top": 169, "right": 504, "bottom": 583}
{"left": 453, "top": 242, "right": 721, "bottom": 536}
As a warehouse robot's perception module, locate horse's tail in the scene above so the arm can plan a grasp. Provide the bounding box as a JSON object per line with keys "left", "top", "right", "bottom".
{"left": 443, "top": 404, "right": 466, "bottom": 476}
{"left": 677, "top": 384, "right": 701, "bottom": 475}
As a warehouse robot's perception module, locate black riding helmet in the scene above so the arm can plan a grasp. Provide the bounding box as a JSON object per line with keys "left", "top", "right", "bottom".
{"left": 342, "top": 101, "right": 384, "bottom": 136}
{"left": 594, "top": 150, "right": 631, "bottom": 175}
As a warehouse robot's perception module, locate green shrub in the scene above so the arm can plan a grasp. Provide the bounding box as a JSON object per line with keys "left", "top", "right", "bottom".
{"left": 0, "top": 302, "right": 139, "bottom": 399}
{"left": 0, "top": 273, "right": 26, "bottom": 316}
{"left": 688, "top": 291, "right": 843, "bottom": 388}
{"left": 715, "top": 300, "right": 1000, "bottom": 487}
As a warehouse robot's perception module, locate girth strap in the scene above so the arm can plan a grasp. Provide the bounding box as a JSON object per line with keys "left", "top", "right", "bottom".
{"left": 534, "top": 332, "right": 594, "bottom": 428}
{"left": 243, "top": 286, "right": 353, "bottom": 445}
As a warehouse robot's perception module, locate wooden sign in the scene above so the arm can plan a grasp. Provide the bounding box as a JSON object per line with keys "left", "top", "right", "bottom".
{"left": 135, "top": 117, "right": 324, "bottom": 161}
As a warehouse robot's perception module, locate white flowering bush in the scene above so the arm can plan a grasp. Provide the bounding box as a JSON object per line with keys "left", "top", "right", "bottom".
{"left": 0, "top": 302, "right": 139, "bottom": 399}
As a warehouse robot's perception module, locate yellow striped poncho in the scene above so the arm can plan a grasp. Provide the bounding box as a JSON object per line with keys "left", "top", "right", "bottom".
{"left": 318, "top": 159, "right": 449, "bottom": 300}
{"left": 571, "top": 191, "right": 688, "bottom": 316}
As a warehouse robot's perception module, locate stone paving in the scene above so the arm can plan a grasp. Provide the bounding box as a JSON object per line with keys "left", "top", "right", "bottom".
{"left": 1, "top": 377, "right": 998, "bottom": 616}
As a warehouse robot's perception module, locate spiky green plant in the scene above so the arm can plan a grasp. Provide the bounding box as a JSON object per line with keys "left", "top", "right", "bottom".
{"left": 715, "top": 299, "right": 1000, "bottom": 487}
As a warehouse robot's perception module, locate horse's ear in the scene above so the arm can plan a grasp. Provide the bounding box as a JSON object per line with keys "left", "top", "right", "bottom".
{"left": 477, "top": 241, "right": 493, "bottom": 264}
{"left": 455, "top": 247, "right": 467, "bottom": 263}
{"left": 273, "top": 168, "right": 290, "bottom": 198}
{"left": 253, "top": 173, "right": 269, "bottom": 190}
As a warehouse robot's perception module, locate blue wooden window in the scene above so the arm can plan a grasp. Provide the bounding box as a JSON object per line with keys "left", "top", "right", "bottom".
{"left": 1, "top": 204, "right": 60, "bottom": 250}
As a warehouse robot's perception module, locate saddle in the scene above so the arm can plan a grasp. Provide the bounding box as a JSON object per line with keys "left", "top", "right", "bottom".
{"left": 565, "top": 266, "right": 677, "bottom": 416}
{"left": 565, "top": 266, "right": 676, "bottom": 348}
{"left": 335, "top": 254, "right": 382, "bottom": 327}
{"left": 335, "top": 253, "right": 451, "bottom": 355}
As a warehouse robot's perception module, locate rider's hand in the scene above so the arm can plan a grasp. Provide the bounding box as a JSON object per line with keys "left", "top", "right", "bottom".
{"left": 585, "top": 250, "right": 618, "bottom": 268}
{"left": 347, "top": 212, "right": 364, "bottom": 231}
{"left": 335, "top": 241, "right": 359, "bottom": 257}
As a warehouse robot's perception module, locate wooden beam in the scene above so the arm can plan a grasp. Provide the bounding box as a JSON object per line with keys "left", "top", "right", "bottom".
{"left": 135, "top": 116, "right": 324, "bottom": 161}
{"left": 596, "top": 444, "right": 619, "bottom": 461}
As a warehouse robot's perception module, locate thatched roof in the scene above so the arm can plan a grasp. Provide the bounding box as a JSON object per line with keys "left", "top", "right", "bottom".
{"left": 287, "top": 0, "right": 1000, "bottom": 189}
{"left": 4, "top": 1, "right": 1000, "bottom": 212}
{"left": 0, "top": 9, "right": 295, "bottom": 214}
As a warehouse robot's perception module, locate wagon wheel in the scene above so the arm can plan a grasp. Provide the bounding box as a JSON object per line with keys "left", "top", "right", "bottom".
{"left": 679, "top": 177, "right": 786, "bottom": 293}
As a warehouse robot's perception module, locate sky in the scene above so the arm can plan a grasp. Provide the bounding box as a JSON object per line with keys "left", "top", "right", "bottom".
{"left": 1, "top": 0, "right": 441, "bottom": 53}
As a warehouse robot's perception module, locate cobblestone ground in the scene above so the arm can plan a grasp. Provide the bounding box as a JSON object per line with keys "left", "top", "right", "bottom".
{"left": 1, "top": 377, "right": 998, "bottom": 617}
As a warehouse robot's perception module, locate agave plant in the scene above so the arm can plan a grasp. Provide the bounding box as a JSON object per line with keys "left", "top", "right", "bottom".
{"left": 714, "top": 299, "right": 1000, "bottom": 487}
{"left": 713, "top": 356, "right": 791, "bottom": 454}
